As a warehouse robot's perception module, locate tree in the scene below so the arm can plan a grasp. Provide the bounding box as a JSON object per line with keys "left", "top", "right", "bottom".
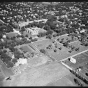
{"left": 46, "top": 30, "right": 53, "bottom": 35}
{"left": 46, "top": 15, "right": 57, "bottom": 22}
{"left": 54, "top": 49, "right": 57, "bottom": 52}
{"left": 63, "top": 42, "right": 69, "bottom": 47}
{"left": 20, "top": 26, "right": 25, "bottom": 34}
{"left": 74, "top": 78, "right": 83, "bottom": 86}
{"left": 25, "top": 34, "right": 28, "bottom": 37}
{"left": 44, "top": 25, "right": 51, "bottom": 31}
{"left": 9, "top": 47, "right": 15, "bottom": 52}
{"left": 38, "top": 32, "right": 46, "bottom": 37}
{"left": 40, "top": 49, "right": 46, "bottom": 54}
{"left": 46, "top": 34, "right": 52, "bottom": 39}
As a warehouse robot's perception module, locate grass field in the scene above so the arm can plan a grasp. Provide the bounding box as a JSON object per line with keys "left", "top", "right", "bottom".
{"left": 45, "top": 42, "right": 71, "bottom": 61}
{"left": 32, "top": 39, "right": 70, "bottom": 61}
{"left": 32, "top": 37, "right": 88, "bottom": 62}
{"left": 32, "top": 39, "right": 52, "bottom": 50}
{"left": 46, "top": 72, "right": 80, "bottom": 86}
{"left": 62, "top": 50, "right": 88, "bottom": 70}
{"left": 0, "top": 72, "right": 5, "bottom": 86}
{"left": 69, "top": 40, "right": 88, "bottom": 52}
{"left": 55, "top": 34, "right": 77, "bottom": 43}
{"left": 19, "top": 45, "right": 33, "bottom": 54}
{"left": 1, "top": 63, "right": 14, "bottom": 78}
{"left": 4, "top": 62, "right": 70, "bottom": 86}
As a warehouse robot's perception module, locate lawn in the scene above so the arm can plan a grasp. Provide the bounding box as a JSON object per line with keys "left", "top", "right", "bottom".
{"left": 55, "top": 34, "right": 77, "bottom": 44}
{"left": 32, "top": 39, "right": 71, "bottom": 61}
{"left": 27, "top": 54, "right": 49, "bottom": 67}
{"left": 31, "top": 37, "right": 88, "bottom": 62}
{"left": 45, "top": 42, "right": 71, "bottom": 61}
{"left": 19, "top": 45, "right": 33, "bottom": 54}
{"left": 1, "top": 63, "right": 14, "bottom": 78}
{"left": 69, "top": 40, "right": 88, "bottom": 52}
{"left": 32, "top": 39, "right": 52, "bottom": 50}
{"left": 4, "top": 62, "right": 70, "bottom": 86}
{"left": 62, "top": 50, "right": 88, "bottom": 70}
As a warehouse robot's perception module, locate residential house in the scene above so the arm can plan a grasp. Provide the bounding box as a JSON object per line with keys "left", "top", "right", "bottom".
{"left": 23, "top": 27, "right": 46, "bottom": 38}
{"left": 6, "top": 32, "right": 19, "bottom": 39}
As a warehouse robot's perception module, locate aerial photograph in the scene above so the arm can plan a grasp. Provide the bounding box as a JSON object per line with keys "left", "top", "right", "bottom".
{"left": 0, "top": 2, "right": 88, "bottom": 86}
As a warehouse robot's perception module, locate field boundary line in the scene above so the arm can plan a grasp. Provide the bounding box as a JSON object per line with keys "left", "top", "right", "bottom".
{"left": 60, "top": 49, "right": 88, "bottom": 62}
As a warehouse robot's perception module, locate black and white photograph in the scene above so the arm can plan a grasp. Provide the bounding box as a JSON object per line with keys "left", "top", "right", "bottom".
{"left": 0, "top": 1, "right": 88, "bottom": 86}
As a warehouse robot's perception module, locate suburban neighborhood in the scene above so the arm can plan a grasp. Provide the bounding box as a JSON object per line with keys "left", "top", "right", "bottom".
{"left": 0, "top": 2, "right": 88, "bottom": 86}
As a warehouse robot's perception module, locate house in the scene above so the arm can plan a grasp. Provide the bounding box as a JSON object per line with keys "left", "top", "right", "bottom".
{"left": 6, "top": 32, "right": 19, "bottom": 39}
{"left": 13, "top": 28, "right": 21, "bottom": 35}
{"left": 15, "top": 58, "right": 27, "bottom": 67}
{"left": 18, "top": 21, "right": 29, "bottom": 28}
{"left": 70, "top": 57, "right": 76, "bottom": 64}
{"left": 25, "top": 27, "right": 46, "bottom": 36}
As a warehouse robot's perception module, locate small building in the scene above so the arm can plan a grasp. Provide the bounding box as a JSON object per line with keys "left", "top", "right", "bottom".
{"left": 3, "top": 35, "right": 6, "bottom": 38}
{"left": 70, "top": 57, "right": 76, "bottom": 64}
{"left": 18, "top": 21, "right": 29, "bottom": 28}
{"left": 6, "top": 32, "right": 19, "bottom": 39}
{"left": 80, "top": 29, "right": 85, "bottom": 33}
{"left": 15, "top": 58, "right": 27, "bottom": 67}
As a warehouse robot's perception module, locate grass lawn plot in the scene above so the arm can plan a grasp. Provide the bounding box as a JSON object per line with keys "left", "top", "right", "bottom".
{"left": 69, "top": 40, "right": 88, "bottom": 52}
{"left": 55, "top": 34, "right": 77, "bottom": 44}
{"left": 62, "top": 51, "right": 88, "bottom": 70}
{"left": 19, "top": 45, "right": 33, "bottom": 54}
{"left": 1, "top": 63, "right": 14, "bottom": 78}
{"left": 45, "top": 42, "right": 71, "bottom": 61}
{"left": 27, "top": 54, "right": 50, "bottom": 68}
{"left": 32, "top": 39, "right": 52, "bottom": 50}
{"left": 77, "top": 67, "right": 88, "bottom": 81}
{"left": 4, "top": 62, "right": 70, "bottom": 86}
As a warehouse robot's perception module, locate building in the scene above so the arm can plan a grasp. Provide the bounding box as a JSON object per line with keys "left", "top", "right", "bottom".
{"left": 18, "top": 21, "right": 29, "bottom": 28}
{"left": 15, "top": 58, "right": 27, "bottom": 67}
{"left": 24, "top": 27, "right": 46, "bottom": 37}
{"left": 6, "top": 32, "right": 19, "bottom": 39}
{"left": 13, "top": 28, "right": 21, "bottom": 35}
{"left": 70, "top": 57, "right": 76, "bottom": 64}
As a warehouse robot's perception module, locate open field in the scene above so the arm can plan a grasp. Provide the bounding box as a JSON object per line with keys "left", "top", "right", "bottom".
{"left": 3, "top": 62, "right": 70, "bottom": 86}
{"left": 32, "top": 39, "right": 71, "bottom": 61}
{"left": 55, "top": 34, "right": 77, "bottom": 43}
{"left": 46, "top": 64, "right": 88, "bottom": 86}
{"left": 0, "top": 72, "right": 5, "bottom": 86}
{"left": 45, "top": 42, "right": 70, "bottom": 61}
{"left": 32, "top": 39, "right": 52, "bottom": 50}
{"left": 27, "top": 54, "right": 50, "bottom": 67}
{"left": 46, "top": 72, "right": 87, "bottom": 86}
{"left": 69, "top": 40, "right": 88, "bottom": 52}
{"left": 32, "top": 37, "right": 88, "bottom": 62}
{"left": 19, "top": 45, "right": 33, "bottom": 54}
{"left": 1, "top": 63, "right": 14, "bottom": 78}
{"left": 61, "top": 50, "right": 88, "bottom": 70}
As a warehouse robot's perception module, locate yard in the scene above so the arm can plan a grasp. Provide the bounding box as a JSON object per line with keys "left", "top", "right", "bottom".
{"left": 19, "top": 45, "right": 33, "bottom": 54}
{"left": 32, "top": 39, "right": 52, "bottom": 50}
{"left": 62, "top": 50, "right": 88, "bottom": 70}
{"left": 31, "top": 38, "right": 88, "bottom": 62}
{"left": 3, "top": 62, "right": 70, "bottom": 86}
{"left": 45, "top": 42, "right": 71, "bottom": 61}
{"left": 69, "top": 40, "right": 88, "bottom": 52}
